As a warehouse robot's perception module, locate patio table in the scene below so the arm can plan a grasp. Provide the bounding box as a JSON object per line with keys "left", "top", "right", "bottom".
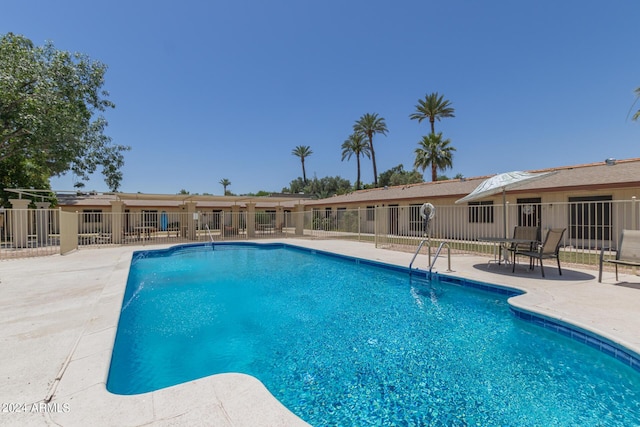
{"left": 479, "top": 237, "right": 538, "bottom": 266}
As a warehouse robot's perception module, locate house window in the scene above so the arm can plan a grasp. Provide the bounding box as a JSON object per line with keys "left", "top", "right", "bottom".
{"left": 83, "top": 209, "right": 102, "bottom": 223}
{"left": 211, "top": 210, "right": 222, "bottom": 229}
{"left": 517, "top": 197, "right": 541, "bottom": 227}
{"left": 366, "top": 206, "right": 375, "bottom": 221}
{"left": 569, "top": 196, "right": 612, "bottom": 240}
{"left": 468, "top": 201, "right": 494, "bottom": 223}
{"left": 142, "top": 210, "right": 158, "bottom": 227}
{"left": 409, "top": 204, "right": 422, "bottom": 232}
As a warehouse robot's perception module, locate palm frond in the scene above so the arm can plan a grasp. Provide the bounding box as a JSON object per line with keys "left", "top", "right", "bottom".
{"left": 409, "top": 92, "right": 455, "bottom": 129}
{"left": 413, "top": 132, "right": 456, "bottom": 181}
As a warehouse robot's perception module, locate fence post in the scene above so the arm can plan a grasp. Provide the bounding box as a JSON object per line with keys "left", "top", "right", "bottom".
{"left": 185, "top": 201, "right": 197, "bottom": 240}
{"left": 9, "top": 199, "right": 30, "bottom": 248}
{"left": 60, "top": 210, "right": 79, "bottom": 255}
{"left": 374, "top": 206, "right": 379, "bottom": 248}
{"left": 633, "top": 196, "right": 638, "bottom": 231}
{"left": 275, "top": 206, "right": 284, "bottom": 235}
{"left": 505, "top": 201, "right": 510, "bottom": 239}
{"left": 110, "top": 200, "right": 124, "bottom": 244}
{"left": 358, "top": 207, "right": 361, "bottom": 242}
{"left": 221, "top": 211, "right": 226, "bottom": 240}
{"left": 229, "top": 205, "right": 238, "bottom": 234}
{"left": 34, "top": 202, "right": 51, "bottom": 246}
{"left": 376, "top": 205, "right": 389, "bottom": 248}
{"left": 246, "top": 203, "right": 256, "bottom": 238}
{"left": 294, "top": 204, "right": 304, "bottom": 236}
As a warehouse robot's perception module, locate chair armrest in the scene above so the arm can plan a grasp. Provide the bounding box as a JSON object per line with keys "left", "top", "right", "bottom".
{"left": 600, "top": 246, "right": 615, "bottom": 262}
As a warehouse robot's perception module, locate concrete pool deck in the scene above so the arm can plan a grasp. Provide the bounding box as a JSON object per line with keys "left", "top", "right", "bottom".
{"left": 1, "top": 239, "right": 639, "bottom": 426}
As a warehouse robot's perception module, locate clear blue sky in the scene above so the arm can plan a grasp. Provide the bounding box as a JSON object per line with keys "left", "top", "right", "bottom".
{"left": 3, "top": 1, "right": 639, "bottom": 195}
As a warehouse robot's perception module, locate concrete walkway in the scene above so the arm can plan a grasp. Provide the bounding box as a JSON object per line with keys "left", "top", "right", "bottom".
{"left": 1, "top": 239, "right": 639, "bottom": 426}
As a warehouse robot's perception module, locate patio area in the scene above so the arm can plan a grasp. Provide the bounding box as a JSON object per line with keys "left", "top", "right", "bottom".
{"left": 1, "top": 239, "right": 639, "bottom": 426}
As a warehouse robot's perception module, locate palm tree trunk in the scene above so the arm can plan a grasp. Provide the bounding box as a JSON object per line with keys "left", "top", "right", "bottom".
{"left": 430, "top": 120, "right": 435, "bottom": 135}
{"left": 302, "top": 159, "right": 307, "bottom": 183}
{"left": 356, "top": 154, "right": 361, "bottom": 190}
{"left": 368, "top": 134, "right": 378, "bottom": 187}
{"left": 431, "top": 163, "right": 437, "bottom": 182}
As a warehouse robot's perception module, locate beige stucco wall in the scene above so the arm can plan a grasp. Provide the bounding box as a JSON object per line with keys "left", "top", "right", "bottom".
{"left": 302, "top": 187, "right": 640, "bottom": 244}
{"left": 53, "top": 184, "right": 640, "bottom": 247}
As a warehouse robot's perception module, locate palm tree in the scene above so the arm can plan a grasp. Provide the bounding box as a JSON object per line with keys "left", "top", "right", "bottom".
{"left": 219, "top": 178, "right": 231, "bottom": 195}
{"left": 413, "top": 133, "right": 456, "bottom": 182}
{"left": 341, "top": 133, "right": 371, "bottom": 190}
{"left": 409, "top": 92, "right": 455, "bottom": 134}
{"left": 292, "top": 145, "right": 313, "bottom": 183}
{"left": 632, "top": 87, "right": 640, "bottom": 121}
{"left": 353, "top": 113, "right": 388, "bottom": 187}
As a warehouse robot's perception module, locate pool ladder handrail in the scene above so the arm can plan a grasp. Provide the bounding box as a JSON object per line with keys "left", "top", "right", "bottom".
{"left": 204, "top": 224, "right": 215, "bottom": 248}
{"left": 409, "top": 239, "right": 452, "bottom": 278}
{"left": 409, "top": 238, "right": 429, "bottom": 270}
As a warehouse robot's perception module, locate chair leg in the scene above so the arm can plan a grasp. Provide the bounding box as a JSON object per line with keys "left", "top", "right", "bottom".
{"left": 598, "top": 254, "right": 603, "bottom": 282}
{"left": 539, "top": 259, "right": 545, "bottom": 277}
{"left": 557, "top": 257, "right": 562, "bottom": 276}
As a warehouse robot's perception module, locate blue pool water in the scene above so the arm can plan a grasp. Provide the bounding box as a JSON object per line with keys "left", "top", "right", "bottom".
{"left": 108, "top": 243, "right": 640, "bottom": 426}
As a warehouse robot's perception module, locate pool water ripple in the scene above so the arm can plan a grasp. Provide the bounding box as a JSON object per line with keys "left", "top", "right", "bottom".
{"left": 108, "top": 244, "right": 640, "bottom": 426}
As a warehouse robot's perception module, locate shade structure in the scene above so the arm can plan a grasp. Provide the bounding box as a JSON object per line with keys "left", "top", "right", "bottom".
{"left": 455, "top": 171, "right": 555, "bottom": 238}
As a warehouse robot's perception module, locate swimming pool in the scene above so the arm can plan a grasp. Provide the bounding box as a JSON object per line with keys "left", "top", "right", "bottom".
{"left": 108, "top": 243, "right": 640, "bottom": 426}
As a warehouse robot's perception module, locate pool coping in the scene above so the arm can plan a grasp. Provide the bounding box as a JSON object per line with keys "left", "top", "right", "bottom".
{"left": 2, "top": 239, "right": 640, "bottom": 426}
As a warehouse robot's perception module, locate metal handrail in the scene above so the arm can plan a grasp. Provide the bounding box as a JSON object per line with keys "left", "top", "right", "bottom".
{"left": 429, "top": 242, "right": 451, "bottom": 279}
{"left": 410, "top": 239, "right": 452, "bottom": 279}
{"left": 204, "top": 224, "right": 215, "bottom": 246}
{"left": 409, "top": 238, "right": 430, "bottom": 270}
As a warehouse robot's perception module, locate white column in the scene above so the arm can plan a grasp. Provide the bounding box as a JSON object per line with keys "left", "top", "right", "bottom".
{"left": 246, "top": 203, "right": 256, "bottom": 238}
{"left": 110, "top": 201, "right": 125, "bottom": 244}
{"left": 9, "top": 199, "right": 30, "bottom": 248}
{"left": 34, "top": 202, "right": 51, "bottom": 245}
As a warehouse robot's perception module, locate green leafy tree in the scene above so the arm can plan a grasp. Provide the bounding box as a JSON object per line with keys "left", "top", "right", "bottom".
{"left": 378, "top": 165, "right": 404, "bottom": 187}
{"left": 291, "top": 145, "right": 313, "bottom": 183}
{"left": 284, "top": 177, "right": 307, "bottom": 194}
{"left": 341, "top": 133, "right": 371, "bottom": 190}
{"left": 219, "top": 178, "right": 231, "bottom": 195}
{"left": 353, "top": 113, "right": 388, "bottom": 187}
{"left": 378, "top": 164, "right": 424, "bottom": 187}
{"left": 245, "top": 190, "right": 272, "bottom": 196}
{"left": 409, "top": 92, "right": 455, "bottom": 134}
{"left": 414, "top": 133, "right": 456, "bottom": 182}
{"left": 0, "top": 157, "right": 51, "bottom": 205}
{"left": 284, "top": 175, "right": 351, "bottom": 199}
{"left": 0, "top": 33, "right": 129, "bottom": 195}
{"left": 307, "top": 176, "right": 351, "bottom": 199}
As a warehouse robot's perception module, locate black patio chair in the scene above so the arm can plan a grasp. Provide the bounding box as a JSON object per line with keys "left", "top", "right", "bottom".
{"left": 512, "top": 228, "right": 566, "bottom": 278}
